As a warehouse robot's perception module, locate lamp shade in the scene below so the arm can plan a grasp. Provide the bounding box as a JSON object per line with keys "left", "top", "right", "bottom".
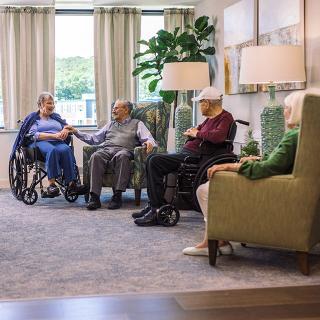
{"left": 162, "top": 62, "right": 210, "bottom": 90}
{"left": 239, "top": 45, "right": 306, "bottom": 84}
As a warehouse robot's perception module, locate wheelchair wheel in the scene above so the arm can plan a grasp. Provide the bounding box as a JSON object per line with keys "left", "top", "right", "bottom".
{"left": 64, "top": 189, "right": 79, "bottom": 203}
{"left": 157, "top": 204, "right": 180, "bottom": 227}
{"left": 192, "top": 154, "right": 238, "bottom": 212}
{"left": 21, "top": 188, "right": 38, "bottom": 205}
{"left": 9, "top": 150, "right": 28, "bottom": 200}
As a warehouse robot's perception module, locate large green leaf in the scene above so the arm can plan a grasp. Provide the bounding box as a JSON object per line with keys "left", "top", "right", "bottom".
{"left": 173, "top": 27, "right": 180, "bottom": 38}
{"left": 195, "top": 16, "right": 209, "bottom": 32}
{"left": 177, "top": 33, "right": 197, "bottom": 47}
{"left": 164, "top": 56, "right": 179, "bottom": 63}
{"left": 198, "top": 25, "right": 215, "bottom": 42}
{"left": 159, "top": 90, "right": 176, "bottom": 103}
{"left": 132, "top": 65, "right": 150, "bottom": 77}
{"left": 201, "top": 47, "right": 215, "bottom": 55}
{"left": 137, "top": 39, "right": 148, "bottom": 45}
{"left": 148, "top": 78, "right": 160, "bottom": 92}
{"left": 182, "top": 54, "right": 207, "bottom": 62}
{"left": 134, "top": 50, "right": 152, "bottom": 59}
{"left": 142, "top": 72, "right": 159, "bottom": 79}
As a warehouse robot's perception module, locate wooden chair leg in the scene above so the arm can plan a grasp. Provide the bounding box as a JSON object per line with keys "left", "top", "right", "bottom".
{"left": 134, "top": 189, "right": 141, "bottom": 206}
{"left": 297, "top": 251, "right": 309, "bottom": 275}
{"left": 208, "top": 239, "right": 218, "bottom": 266}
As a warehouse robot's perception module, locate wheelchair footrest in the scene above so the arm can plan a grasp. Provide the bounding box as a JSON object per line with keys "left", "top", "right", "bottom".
{"left": 41, "top": 191, "right": 61, "bottom": 198}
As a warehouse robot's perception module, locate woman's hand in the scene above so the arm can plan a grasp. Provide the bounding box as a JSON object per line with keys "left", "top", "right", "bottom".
{"left": 52, "top": 132, "right": 64, "bottom": 141}
{"left": 239, "top": 155, "right": 261, "bottom": 163}
{"left": 64, "top": 125, "right": 77, "bottom": 133}
{"left": 59, "top": 128, "right": 70, "bottom": 140}
{"left": 207, "top": 162, "right": 241, "bottom": 179}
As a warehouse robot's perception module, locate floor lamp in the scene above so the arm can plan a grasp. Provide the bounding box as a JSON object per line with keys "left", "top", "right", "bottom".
{"left": 239, "top": 45, "right": 306, "bottom": 156}
{"left": 162, "top": 62, "right": 210, "bottom": 152}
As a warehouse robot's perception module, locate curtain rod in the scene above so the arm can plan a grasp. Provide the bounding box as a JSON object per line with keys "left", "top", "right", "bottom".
{"left": 55, "top": 9, "right": 164, "bottom": 15}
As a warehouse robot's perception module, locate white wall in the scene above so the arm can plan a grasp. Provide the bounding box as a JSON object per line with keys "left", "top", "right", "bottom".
{"left": 195, "top": 0, "right": 320, "bottom": 142}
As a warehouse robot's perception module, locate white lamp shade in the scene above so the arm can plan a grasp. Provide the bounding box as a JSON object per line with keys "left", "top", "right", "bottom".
{"left": 161, "top": 62, "right": 210, "bottom": 90}
{"left": 239, "top": 45, "right": 306, "bottom": 84}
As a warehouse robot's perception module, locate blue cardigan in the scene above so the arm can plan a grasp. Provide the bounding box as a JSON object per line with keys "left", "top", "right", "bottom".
{"left": 10, "top": 111, "right": 68, "bottom": 160}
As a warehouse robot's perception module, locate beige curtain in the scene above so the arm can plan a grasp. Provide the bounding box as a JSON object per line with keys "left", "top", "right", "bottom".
{"left": 0, "top": 6, "right": 55, "bottom": 129}
{"left": 94, "top": 7, "right": 141, "bottom": 127}
{"left": 164, "top": 8, "right": 194, "bottom": 35}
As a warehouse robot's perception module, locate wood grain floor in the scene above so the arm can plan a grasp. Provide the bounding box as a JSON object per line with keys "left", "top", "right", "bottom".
{"left": 0, "top": 285, "right": 320, "bottom": 320}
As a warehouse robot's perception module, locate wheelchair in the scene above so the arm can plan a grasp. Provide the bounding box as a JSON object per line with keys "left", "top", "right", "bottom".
{"left": 156, "top": 119, "right": 249, "bottom": 227}
{"left": 9, "top": 134, "right": 82, "bottom": 205}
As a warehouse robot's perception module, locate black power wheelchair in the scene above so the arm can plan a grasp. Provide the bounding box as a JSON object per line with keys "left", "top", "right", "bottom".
{"left": 156, "top": 119, "right": 249, "bottom": 227}
{"left": 9, "top": 133, "right": 82, "bottom": 205}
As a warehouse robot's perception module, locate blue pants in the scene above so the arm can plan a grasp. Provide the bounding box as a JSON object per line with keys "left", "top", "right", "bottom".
{"left": 30, "top": 141, "right": 76, "bottom": 184}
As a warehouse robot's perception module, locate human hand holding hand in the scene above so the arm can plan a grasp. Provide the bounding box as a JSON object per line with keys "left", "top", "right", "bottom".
{"left": 53, "top": 132, "right": 63, "bottom": 141}
{"left": 64, "top": 125, "right": 77, "bottom": 133}
{"left": 143, "top": 141, "right": 153, "bottom": 154}
{"left": 59, "top": 128, "right": 70, "bottom": 140}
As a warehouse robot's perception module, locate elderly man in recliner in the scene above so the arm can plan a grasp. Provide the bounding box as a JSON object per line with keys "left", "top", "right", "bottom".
{"left": 66, "top": 99, "right": 156, "bottom": 210}
{"left": 133, "top": 86, "right": 234, "bottom": 226}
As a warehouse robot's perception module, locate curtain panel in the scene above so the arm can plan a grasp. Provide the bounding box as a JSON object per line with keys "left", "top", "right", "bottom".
{"left": 94, "top": 7, "right": 141, "bottom": 127}
{"left": 0, "top": 6, "right": 55, "bottom": 129}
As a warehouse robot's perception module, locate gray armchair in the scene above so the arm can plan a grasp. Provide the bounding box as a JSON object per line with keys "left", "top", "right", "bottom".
{"left": 82, "top": 101, "right": 170, "bottom": 205}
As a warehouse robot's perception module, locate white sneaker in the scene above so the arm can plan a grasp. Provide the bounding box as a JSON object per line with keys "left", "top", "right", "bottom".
{"left": 182, "top": 246, "right": 208, "bottom": 256}
{"left": 218, "top": 243, "right": 233, "bottom": 255}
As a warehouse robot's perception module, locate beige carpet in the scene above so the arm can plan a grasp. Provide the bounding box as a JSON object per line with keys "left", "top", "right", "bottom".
{"left": 0, "top": 188, "right": 320, "bottom": 300}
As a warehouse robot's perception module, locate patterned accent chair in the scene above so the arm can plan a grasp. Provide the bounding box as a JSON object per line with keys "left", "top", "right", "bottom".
{"left": 82, "top": 101, "right": 171, "bottom": 205}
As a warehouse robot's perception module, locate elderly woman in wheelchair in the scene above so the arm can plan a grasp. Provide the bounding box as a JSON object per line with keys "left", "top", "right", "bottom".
{"left": 9, "top": 92, "right": 87, "bottom": 204}
{"left": 182, "top": 89, "right": 310, "bottom": 257}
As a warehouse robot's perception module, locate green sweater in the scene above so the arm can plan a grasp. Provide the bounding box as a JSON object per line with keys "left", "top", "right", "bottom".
{"left": 239, "top": 127, "right": 299, "bottom": 180}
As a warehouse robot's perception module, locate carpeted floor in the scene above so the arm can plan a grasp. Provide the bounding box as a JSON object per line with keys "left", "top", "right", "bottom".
{"left": 0, "top": 188, "right": 320, "bottom": 300}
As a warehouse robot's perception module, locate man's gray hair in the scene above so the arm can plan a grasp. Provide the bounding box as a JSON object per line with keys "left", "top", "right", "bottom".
{"left": 114, "top": 99, "right": 134, "bottom": 113}
{"left": 37, "top": 92, "right": 54, "bottom": 108}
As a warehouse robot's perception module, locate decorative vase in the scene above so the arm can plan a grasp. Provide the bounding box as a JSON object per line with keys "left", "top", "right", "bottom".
{"left": 260, "top": 85, "right": 285, "bottom": 157}
{"left": 175, "top": 91, "right": 192, "bottom": 152}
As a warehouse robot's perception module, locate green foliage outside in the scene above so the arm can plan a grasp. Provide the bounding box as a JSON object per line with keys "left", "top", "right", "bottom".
{"left": 55, "top": 56, "right": 94, "bottom": 101}
{"left": 240, "top": 129, "right": 260, "bottom": 157}
{"left": 132, "top": 15, "right": 215, "bottom": 104}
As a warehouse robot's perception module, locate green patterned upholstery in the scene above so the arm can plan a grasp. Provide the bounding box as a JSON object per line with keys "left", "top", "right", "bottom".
{"left": 83, "top": 101, "right": 170, "bottom": 205}
{"left": 207, "top": 94, "right": 320, "bottom": 274}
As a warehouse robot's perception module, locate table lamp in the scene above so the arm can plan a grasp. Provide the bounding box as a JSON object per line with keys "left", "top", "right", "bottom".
{"left": 162, "top": 62, "right": 210, "bottom": 152}
{"left": 239, "top": 45, "right": 306, "bottom": 156}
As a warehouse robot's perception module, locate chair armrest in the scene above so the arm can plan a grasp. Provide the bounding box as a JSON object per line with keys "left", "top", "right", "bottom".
{"left": 82, "top": 145, "right": 101, "bottom": 186}
{"left": 206, "top": 172, "right": 310, "bottom": 249}
{"left": 132, "top": 145, "right": 158, "bottom": 188}
{"left": 184, "top": 155, "right": 201, "bottom": 164}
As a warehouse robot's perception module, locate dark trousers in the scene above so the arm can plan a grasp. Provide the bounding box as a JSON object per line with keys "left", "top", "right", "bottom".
{"left": 89, "top": 146, "right": 133, "bottom": 196}
{"left": 146, "top": 150, "right": 195, "bottom": 208}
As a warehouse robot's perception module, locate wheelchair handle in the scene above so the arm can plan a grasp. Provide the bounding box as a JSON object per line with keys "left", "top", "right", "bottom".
{"left": 235, "top": 119, "right": 249, "bottom": 126}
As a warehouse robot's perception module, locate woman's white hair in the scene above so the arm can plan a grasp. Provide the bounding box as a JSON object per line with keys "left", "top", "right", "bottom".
{"left": 284, "top": 88, "right": 320, "bottom": 126}
{"left": 37, "top": 92, "right": 54, "bottom": 108}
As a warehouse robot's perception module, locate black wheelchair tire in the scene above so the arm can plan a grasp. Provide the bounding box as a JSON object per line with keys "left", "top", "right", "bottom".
{"left": 21, "top": 188, "right": 38, "bottom": 205}
{"left": 157, "top": 204, "right": 180, "bottom": 227}
{"left": 9, "top": 150, "right": 28, "bottom": 200}
{"left": 64, "top": 190, "right": 79, "bottom": 203}
{"left": 192, "top": 154, "right": 238, "bottom": 212}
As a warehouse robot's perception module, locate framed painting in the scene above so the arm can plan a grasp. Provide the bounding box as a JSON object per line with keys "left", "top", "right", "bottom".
{"left": 258, "top": 0, "right": 305, "bottom": 91}
{"left": 224, "top": 0, "right": 257, "bottom": 95}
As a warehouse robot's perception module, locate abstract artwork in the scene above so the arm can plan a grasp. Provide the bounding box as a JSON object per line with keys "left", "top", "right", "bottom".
{"left": 258, "top": 0, "right": 305, "bottom": 91}
{"left": 224, "top": 0, "right": 257, "bottom": 94}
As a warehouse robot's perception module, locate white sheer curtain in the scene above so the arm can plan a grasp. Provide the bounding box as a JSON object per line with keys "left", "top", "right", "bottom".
{"left": 94, "top": 7, "right": 141, "bottom": 127}
{"left": 0, "top": 6, "right": 55, "bottom": 129}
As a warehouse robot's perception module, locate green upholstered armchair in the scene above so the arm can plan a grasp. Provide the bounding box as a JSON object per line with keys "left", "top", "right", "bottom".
{"left": 82, "top": 101, "right": 170, "bottom": 205}
{"left": 207, "top": 94, "right": 320, "bottom": 275}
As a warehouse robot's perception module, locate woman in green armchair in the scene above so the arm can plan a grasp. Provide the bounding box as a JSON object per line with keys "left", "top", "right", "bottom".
{"left": 183, "top": 88, "right": 319, "bottom": 257}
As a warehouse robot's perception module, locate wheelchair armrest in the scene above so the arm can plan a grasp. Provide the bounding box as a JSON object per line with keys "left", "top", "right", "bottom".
{"left": 22, "top": 133, "right": 35, "bottom": 146}
{"left": 184, "top": 155, "right": 201, "bottom": 164}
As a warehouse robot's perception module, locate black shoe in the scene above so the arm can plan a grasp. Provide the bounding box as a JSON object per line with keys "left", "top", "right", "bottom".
{"left": 68, "top": 181, "right": 89, "bottom": 195}
{"left": 134, "top": 208, "right": 158, "bottom": 226}
{"left": 108, "top": 191, "right": 122, "bottom": 210}
{"left": 46, "top": 184, "right": 60, "bottom": 197}
{"left": 132, "top": 203, "right": 151, "bottom": 219}
{"left": 87, "top": 192, "right": 101, "bottom": 210}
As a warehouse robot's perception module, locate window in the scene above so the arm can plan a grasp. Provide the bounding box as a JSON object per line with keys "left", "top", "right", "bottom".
{"left": 138, "top": 14, "right": 164, "bottom": 102}
{"left": 55, "top": 13, "right": 96, "bottom": 126}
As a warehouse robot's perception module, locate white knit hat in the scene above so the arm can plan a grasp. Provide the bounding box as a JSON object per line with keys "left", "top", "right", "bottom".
{"left": 191, "top": 86, "right": 223, "bottom": 102}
